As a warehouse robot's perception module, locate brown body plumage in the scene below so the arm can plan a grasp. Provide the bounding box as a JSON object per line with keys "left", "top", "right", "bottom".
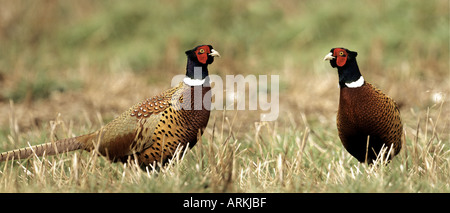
{"left": 324, "top": 47, "right": 403, "bottom": 163}
{"left": 337, "top": 82, "right": 403, "bottom": 163}
{"left": 0, "top": 45, "right": 219, "bottom": 169}
{"left": 136, "top": 83, "right": 211, "bottom": 166}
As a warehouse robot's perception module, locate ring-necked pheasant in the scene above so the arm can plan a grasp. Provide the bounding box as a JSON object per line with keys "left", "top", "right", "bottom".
{"left": 0, "top": 44, "right": 220, "bottom": 169}
{"left": 324, "top": 47, "right": 403, "bottom": 164}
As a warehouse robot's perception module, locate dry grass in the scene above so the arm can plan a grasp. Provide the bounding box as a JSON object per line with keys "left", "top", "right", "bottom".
{"left": 0, "top": 68, "right": 448, "bottom": 193}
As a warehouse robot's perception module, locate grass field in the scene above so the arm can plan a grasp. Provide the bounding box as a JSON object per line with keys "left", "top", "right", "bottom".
{"left": 0, "top": 0, "right": 449, "bottom": 193}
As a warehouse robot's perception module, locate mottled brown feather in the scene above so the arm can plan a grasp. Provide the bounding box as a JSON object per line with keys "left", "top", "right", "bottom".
{"left": 337, "top": 82, "right": 403, "bottom": 163}
{"left": 0, "top": 136, "right": 83, "bottom": 161}
{"left": 137, "top": 83, "right": 211, "bottom": 166}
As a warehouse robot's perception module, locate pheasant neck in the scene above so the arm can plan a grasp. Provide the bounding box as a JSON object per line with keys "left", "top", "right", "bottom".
{"left": 184, "top": 58, "right": 210, "bottom": 87}
{"left": 337, "top": 60, "right": 364, "bottom": 88}
{"left": 186, "top": 58, "right": 209, "bottom": 77}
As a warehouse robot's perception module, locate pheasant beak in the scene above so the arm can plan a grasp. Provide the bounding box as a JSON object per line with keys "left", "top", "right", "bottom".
{"left": 323, "top": 52, "right": 335, "bottom": 61}
{"left": 209, "top": 49, "right": 221, "bottom": 57}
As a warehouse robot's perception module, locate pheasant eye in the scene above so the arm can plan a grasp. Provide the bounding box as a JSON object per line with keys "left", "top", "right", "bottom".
{"left": 199, "top": 49, "right": 205, "bottom": 54}
{"left": 339, "top": 51, "right": 344, "bottom": 56}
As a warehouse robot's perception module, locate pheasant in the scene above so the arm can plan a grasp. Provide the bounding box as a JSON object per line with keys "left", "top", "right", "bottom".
{"left": 324, "top": 47, "right": 403, "bottom": 164}
{"left": 0, "top": 44, "right": 220, "bottom": 169}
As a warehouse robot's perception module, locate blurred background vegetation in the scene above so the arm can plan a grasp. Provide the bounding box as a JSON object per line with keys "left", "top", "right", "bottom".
{"left": 0, "top": 0, "right": 447, "bottom": 100}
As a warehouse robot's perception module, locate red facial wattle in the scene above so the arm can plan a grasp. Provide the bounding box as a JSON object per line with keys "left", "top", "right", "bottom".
{"left": 195, "top": 45, "right": 211, "bottom": 64}
{"left": 333, "top": 48, "right": 348, "bottom": 67}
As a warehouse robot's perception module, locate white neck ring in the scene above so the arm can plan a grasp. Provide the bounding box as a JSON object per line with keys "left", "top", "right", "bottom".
{"left": 183, "top": 77, "right": 206, "bottom": 86}
{"left": 345, "top": 76, "right": 364, "bottom": 88}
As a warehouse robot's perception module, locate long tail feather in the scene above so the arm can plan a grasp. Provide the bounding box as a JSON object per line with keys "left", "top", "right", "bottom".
{"left": 0, "top": 137, "right": 83, "bottom": 161}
